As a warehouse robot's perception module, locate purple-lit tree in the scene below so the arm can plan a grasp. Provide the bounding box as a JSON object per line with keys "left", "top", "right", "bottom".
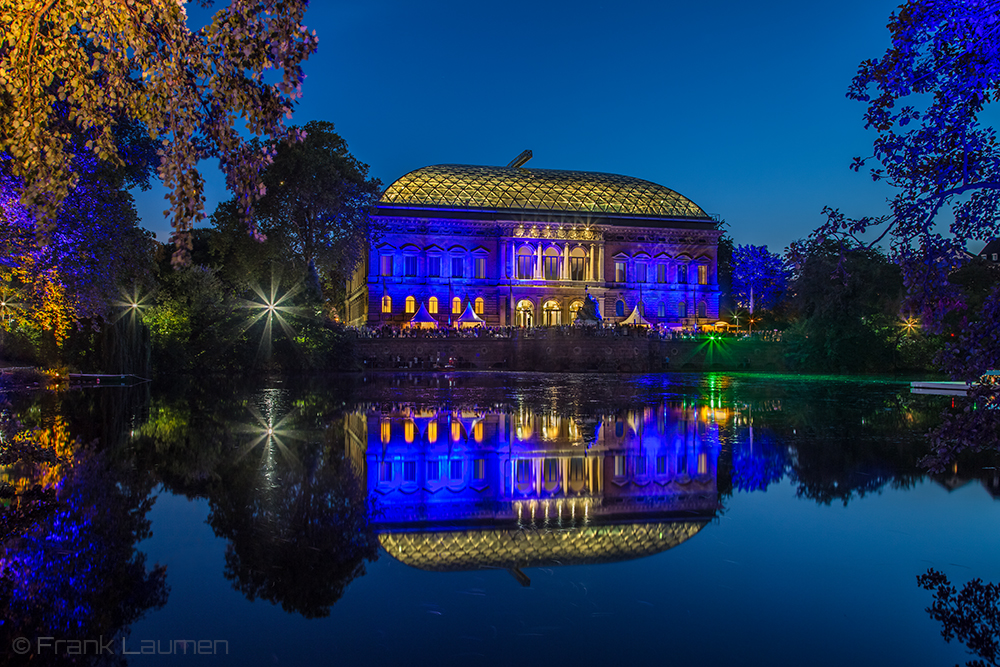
{"left": 816, "top": 0, "right": 1000, "bottom": 461}
{"left": 729, "top": 244, "right": 788, "bottom": 323}
{"left": 0, "top": 144, "right": 156, "bottom": 355}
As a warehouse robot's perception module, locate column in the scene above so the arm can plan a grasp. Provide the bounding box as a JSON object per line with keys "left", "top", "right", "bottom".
{"left": 597, "top": 246, "right": 604, "bottom": 281}
{"left": 535, "top": 245, "right": 542, "bottom": 280}
{"left": 562, "top": 244, "right": 569, "bottom": 281}
{"left": 589, "top": 243, "right": 596, "bottom": 281}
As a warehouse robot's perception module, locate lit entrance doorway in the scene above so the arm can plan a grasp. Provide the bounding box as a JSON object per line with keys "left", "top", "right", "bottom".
{"left": 516, "top": 300, "right": 534, "bottom": 327}
{"left": 569, "top": 300, "right": 583, "bottom": 323}
{"left": 542, "top": 300, "right": 562, "bottom": 326}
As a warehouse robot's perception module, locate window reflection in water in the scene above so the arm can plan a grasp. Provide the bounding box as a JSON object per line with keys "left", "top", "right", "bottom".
{"left": 347, "top": 400, "right": 723, "bottom": 578}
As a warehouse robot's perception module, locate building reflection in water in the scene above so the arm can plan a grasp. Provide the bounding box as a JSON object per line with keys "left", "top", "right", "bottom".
{"left": 344, "top": 400, "right": 722, "bottom": 584}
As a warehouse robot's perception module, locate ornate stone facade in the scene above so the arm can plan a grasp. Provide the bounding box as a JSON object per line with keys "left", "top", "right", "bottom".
{"left": 345, "top": 163, "right": 722, "bottom": 328}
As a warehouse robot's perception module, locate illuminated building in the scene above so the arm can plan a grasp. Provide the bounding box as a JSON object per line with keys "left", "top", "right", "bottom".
{"left": 344, "top": 401, "right": 721, "bottom": 576}
{"left": 344, "top": 159, "right": 722, "bottom": 328}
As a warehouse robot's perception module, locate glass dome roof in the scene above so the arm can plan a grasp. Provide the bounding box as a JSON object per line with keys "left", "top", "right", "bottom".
{"left": 380, "top": 164, "right": 710, "bottom": 219}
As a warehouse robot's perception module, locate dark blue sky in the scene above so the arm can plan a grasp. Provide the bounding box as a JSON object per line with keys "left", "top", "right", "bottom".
{"left": 136, "top": 0, "right": 909, "bottom": 253}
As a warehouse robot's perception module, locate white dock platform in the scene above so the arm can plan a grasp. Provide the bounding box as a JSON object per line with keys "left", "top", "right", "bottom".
{"left": 910, "top": 381, "right": 970, "bottom": 396}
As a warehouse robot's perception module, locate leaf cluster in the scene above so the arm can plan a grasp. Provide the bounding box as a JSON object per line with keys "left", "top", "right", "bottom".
{"left": 918, "top": 568, "right": 1000, "bottom": 667}
{"left": 0, "top": 0, "right": 319, "bottom": 265}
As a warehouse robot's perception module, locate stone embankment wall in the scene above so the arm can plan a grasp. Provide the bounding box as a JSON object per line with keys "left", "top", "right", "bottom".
{"left": 353, "top": 334, "right": 785, "bottom": 373}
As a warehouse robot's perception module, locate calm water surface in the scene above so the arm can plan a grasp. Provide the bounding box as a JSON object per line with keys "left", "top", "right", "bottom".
{"left": 3, "top": 372, "right": 998, "bottom": 666}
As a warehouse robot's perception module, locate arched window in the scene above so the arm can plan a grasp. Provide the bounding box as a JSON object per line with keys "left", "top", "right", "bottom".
{"left": 677, "top": 263, "right": 688, "bottom": 284}
{"left": 542, "top": 300, "right": 561, "bottom": 326}
{"left": 516, "top": 299, "right": 533, "bottom": 327}
{"left": 451, "top": 421, "right": 462, "bottom": 442}
{"left": 380, "top": 419, "right": 391, "bottom": 443}
{"left": 679, "top": 301, "right": 687, "bottom": 318}
{"left": 569, "top": 300, "right": 584, "bottom": 322}
{"left": 698, "top": 301, "right": 707, "bottom": 318}
{"left": 405, "top": 296, "right": 416, "bottom": 313}
{"left": 516, "top": 246, "right": 536, "bottom": 279}
{"left": 404, "top": 420, "right": 415, "bottom": 443}
{"left": 452, "top": 297, "right": 462, "bottom": 314}
{"left": 543, "top": 247, "right": 561, "bottom": 280}
{"left": 615, "top": 300, "right": 625, "bottom": 317}
{"left": 381, "top": 295, "right": 392, "bottom": 313}
{"left": 570, "top": 247, "right": 588, "bottom": 281}
{"left": 657, "top": 303, "right": 665, "bottom": 318}
{"left": 428, "top": 296, "right": 439, "bottom": 314}
{"left": 427, "top": 421, "right": 438, "bottom": 444}
{"left": 474, "top": 297, "right": 484, "bottom": 315}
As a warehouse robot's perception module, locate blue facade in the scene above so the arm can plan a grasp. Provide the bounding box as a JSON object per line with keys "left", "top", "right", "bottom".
{"left": 345, "top": 164, "right": 722, "bottom": 328}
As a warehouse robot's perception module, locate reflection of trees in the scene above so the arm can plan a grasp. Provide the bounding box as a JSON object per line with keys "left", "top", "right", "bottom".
{"left": 719, "top": 385, "right": 940, "bottom": 505}
{"left": 0, "top": 395, "right": 167, "bottom": 665}
{"left": 728, "top": 428, "right": 788, "bottom": 493}
{"left": 207, "top": 437, "right": 378, "bottom": 619}
{"left": 780, "top": 391, "right": 929, "bottom": 505}
{"left": 131, "top": 378, "right": 378, "bottom": 619}
{"left": 918, "top": 568, "right": 1000, "bottom": 667}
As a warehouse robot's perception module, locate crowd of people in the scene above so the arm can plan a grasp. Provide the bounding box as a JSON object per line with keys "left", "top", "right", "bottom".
{"left": 347, "top": 323, "right": 783, "bottom": 342}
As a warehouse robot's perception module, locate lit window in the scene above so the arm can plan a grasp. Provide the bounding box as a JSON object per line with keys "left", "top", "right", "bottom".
{"left": 405, "top": 296, "right": 416, "bottom": 313}
{"left": 993, "top": 253, "right": 998, "bottom": 261}
{"left": 404, "top": 460, "right": 416, "bottom": 482}
{"left": 474, "top": 420, "right": 484, "bottom": 442}
{"left": 427, "top": 460, "right": 439, "bottom": 480}
{"left": 381, "top": 295, "right": 391, "bottom": 313}
{"left": 570, "top": 248, "right": 587, "bottom": 281}
{"left": 474, "top": 458, "right": 486, "bottom": 481}
{"left": 427, "top": 421, "right": 438, "bottom": 443}
{"left": 451, "top": 256, "right": 464, "bottom": 278}
{"left": 516, "top": 247, "right": 535, "bottom": 279}
{"left": 428, "top": 296, "right": 438, "bottom": 314}
{"left": 474, "top": 297, "right": 484, "bottom": 315}
{"left": 428, "top": 256, "right": 441, "bottom": 277}
{"left": 380, "top": 255, "right": 393, "bottom": 276}
{"left": 450, "top": 459, "right": 462, "bottom": 479}
{"left": 404, "top": 256, "right": 417, "bottom": 277}
{"left": 451, "top": 420, "right": 461, "bottom": 441}
{"left": 380, "top": 419, "right": 391, "bottom": 443}
{"left": 698, "top": 265, "right": 708, "bottom": 285}
{"left": 698, "top": 452, "right": 708, "bottom": 476}
{"left": 657, "top": 264, "right": 667, "bottom": 283}
{"left": 636, "top": 263, "right": 647, "bottom": 283}
{"left": 452, "top": 297, "right": 462, "bottom": 314}
{"left": 543, "top": 248, "right": 561, "bottom": 280}
{"left": 475, "top": 257, "right": 486, "bottom": 279}
{"left": 404, "top": 420, "right": 415, "bottom": 443}
{"left": 614, "top": 455, "right": 627, "bottom": 477}
{"left": 570, "top": 458, "right": 585, "bottom": 481}
{"left": 615, "top": 261, "right": 626, "bottom": 283}
{"left": 569, "top": 301, "right": 583, "bottom": 322}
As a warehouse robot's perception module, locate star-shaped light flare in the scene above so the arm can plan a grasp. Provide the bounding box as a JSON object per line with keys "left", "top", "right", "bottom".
{"left": 0, "top": 283, "right": 22, "bottom": 327}
{"left": 233, "top": 389, "right": 308, "bottom": 475}
{"left": 113, "top": 285, "right": 152, "bottom": 327}
{"left": 239, "top": 277, "right": 304, "bottom": 359}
